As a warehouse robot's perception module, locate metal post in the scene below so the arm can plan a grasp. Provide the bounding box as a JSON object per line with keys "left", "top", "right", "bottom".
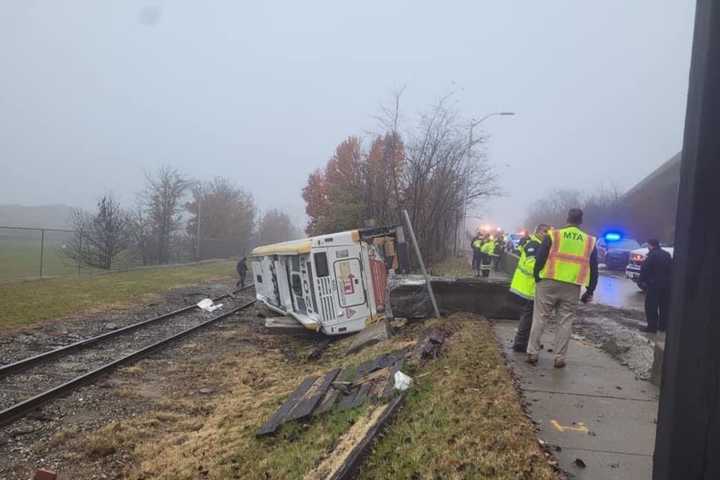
{"left": 77, "top": 230, "right": 82, "bottom": 276}
{"left": 39, "top": 229, "right": 45, "bottom": 277}
{"left": 401, "top": 209, "right": 441, "bottom": 319}
{"left": 654, "top": 2, "right": 720, "bottom": 478}
{"left": 196, "top": 198, "right": 201, "bottom": 261}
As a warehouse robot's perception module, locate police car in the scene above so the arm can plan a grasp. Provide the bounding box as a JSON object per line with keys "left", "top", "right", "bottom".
{"left": 625, "top": 244, "right": 674, "bottom": 288}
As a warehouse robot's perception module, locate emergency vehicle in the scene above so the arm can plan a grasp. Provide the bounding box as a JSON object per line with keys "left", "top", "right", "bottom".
{"left": 249, "top": 226, "right": 409, "bottom": 335}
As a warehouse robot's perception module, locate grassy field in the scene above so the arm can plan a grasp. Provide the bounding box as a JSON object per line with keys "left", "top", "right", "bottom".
{"left": 0, "top": 260, "right": 236, "bottom": 330}
{"left": 66, "top": 315, "right": 557, "bottom": 479}
{"left": 0, "top": 236, "right": 79, "bottom": 280}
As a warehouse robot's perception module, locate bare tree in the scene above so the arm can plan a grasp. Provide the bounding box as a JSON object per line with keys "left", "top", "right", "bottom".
{"left": 142, "top": 166, "right": 190, "bottom": 264}
{"left": 524, "top": 186, "right": 622, "bottom": 235}
{"left": 403, "top": 96, "right": 499, "bottom": 263}
{"left": 64, "top": 195, "right": 130, "bottom": 270}
{"left": 127, "top": 205, "right": 155, "bottom": 266}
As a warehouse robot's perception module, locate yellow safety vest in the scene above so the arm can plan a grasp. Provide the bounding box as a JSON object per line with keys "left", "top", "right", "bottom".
{"left": 472, "top": 239, "right": 483, "bottom": 250}
{"left": 481, "top": 240, "right": 496, "bottom": 255}
{"left": 510, "top": 234, "right": 541, "bottom": 300}
{"left": 540, "top": 226, "right": 596, "bottom": 286}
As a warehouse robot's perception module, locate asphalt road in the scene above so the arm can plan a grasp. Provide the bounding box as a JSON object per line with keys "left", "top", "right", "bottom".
{"left": 593, "top": 268, "right": 645, "bottom": 311}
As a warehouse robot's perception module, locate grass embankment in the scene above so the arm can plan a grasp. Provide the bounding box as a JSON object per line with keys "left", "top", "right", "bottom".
{"left": 430, "top": 255, "right": 473, "bottom": 277}
{"left": 65, "top": 315, "right": 556, "bottom": 479}
{"left": 359, "top": 318, "right": 556, "bottom": 479}
{"left": 0, "top": 260, "right": 236, "bottom": 330}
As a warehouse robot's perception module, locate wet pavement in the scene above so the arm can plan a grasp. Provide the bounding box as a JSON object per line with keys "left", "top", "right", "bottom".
{"left": 594, "top": 269, "right": 645, "bottom": 311}
{"left": 495, "top": 320, "right": 658, "bottom": 479}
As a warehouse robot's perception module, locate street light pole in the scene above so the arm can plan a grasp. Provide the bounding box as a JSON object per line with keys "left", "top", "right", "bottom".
{"left": 460, "top": 111, "right": 516, "bottom": 253}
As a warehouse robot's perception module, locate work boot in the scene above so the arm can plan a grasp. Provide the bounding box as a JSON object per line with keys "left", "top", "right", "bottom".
{"left": 640, "top": 327, "right": 657, "bottom": 334}
{"left": 526, "top": 353, "right": 538, "bottom": 365}
{"left": 554, "top": 358, "right": 566, "bottom": 369}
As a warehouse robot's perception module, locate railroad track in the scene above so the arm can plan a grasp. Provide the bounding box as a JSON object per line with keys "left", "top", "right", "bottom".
{"left": 0, "top": 285, "right": 256, "bottom": 427}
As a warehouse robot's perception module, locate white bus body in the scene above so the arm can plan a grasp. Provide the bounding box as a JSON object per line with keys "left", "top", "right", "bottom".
{"left": 250, "top": 226, "right": 407, "bottom": 335}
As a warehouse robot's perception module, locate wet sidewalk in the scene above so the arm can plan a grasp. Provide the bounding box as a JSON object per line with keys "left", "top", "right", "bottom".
{"left": 494, "top": 320, "right": 659, "bottom": 479}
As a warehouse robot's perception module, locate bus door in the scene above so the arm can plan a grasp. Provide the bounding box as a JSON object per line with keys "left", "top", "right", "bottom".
{"left": 289, "top": 255, "right": 307, "bottom": 314}
{"left": 331, "top": 246, "right": 369, "bottom": 321}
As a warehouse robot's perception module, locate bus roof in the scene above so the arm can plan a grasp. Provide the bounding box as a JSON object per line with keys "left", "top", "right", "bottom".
{"left": 250, "top": 229, "right": 364, "bottom": 257}
{"left": 251, "top": 238, "right": 312, "bottom": 256}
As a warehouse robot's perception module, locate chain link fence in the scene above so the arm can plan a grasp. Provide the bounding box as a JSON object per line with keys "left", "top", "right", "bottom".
{"left": 0, "top": 226, "right": 249, "bottom": 282}
{"left": 0, "top": 226, "right": 79, "bottom": 281}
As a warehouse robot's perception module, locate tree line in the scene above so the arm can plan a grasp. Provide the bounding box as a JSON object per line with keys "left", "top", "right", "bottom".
{"left": 65, "top": 166, "right": 299, "bottom": 270}
{"left": 524, "top": 186, "right": 622, "bottom": 237}
{"left": 302, "top": 91, "right": 499, "bottom": 264}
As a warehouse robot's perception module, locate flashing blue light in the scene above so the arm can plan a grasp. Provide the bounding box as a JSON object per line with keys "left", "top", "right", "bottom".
{"left": 604, "top": 232, "right": 622, "bottom": 242}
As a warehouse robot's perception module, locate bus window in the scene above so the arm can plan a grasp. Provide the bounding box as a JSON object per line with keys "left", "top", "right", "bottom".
{"left": 314, "top": 252, "right": 329, "bottom": 277}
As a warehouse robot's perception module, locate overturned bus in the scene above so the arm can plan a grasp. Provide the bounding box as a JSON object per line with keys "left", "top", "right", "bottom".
{"left": 249, "top": 226, "right": 409, "bottom": 335}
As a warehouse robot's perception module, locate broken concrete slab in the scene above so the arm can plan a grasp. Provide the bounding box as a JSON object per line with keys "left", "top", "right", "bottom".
{"left": 390, "top": 275, "right": 523, "bottom": 320}
{"left": 346, "top": 320, "right": 390, "bottom": 355}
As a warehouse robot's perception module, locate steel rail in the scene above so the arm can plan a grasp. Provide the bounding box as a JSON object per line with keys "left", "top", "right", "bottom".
{"left": 0, "top": 284, "right": 254, "bottom": 378}
{"left": 0, "top": 298, "right": 256, "bottom": 427}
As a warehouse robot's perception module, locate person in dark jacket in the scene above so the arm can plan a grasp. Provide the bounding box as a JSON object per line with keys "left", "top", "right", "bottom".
{"left": 638, "top": 239, "right": 673, "bottom": 333}
{"left": 236, "top": 257, "right": 248, "bottom": 288}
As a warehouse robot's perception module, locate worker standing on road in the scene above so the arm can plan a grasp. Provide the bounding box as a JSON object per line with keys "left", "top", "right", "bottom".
{"left": 511, "top": 224, "right": 550, "bottom": 352}
{"left": 471, "top": 232, "right": 484, "bottom": 277}
{"left": 236, "top": 257, "right": 248, "bottom": 289}
{"left": 480, "top": 235, "right": 496, "bottom": 277}
{"left": 527, "top": 209, "right": 598, "bottom": 368}
{"left": 638, "top": 239, "right": 673, "bottom": 333}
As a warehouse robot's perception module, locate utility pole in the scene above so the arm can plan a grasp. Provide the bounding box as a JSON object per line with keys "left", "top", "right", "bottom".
{"left": 654, "top": 2, "right": 720, "bottom": 478}
{"left": 460, "top": 112, "right": 515, "bottom": 252}
{"left": 195, "top": 198, "right": 201, "bottom": 261}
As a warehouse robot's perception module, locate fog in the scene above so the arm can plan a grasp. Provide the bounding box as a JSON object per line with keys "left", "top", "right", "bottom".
{"left": 0, "top": 1, "right": 695, "bottom": 230}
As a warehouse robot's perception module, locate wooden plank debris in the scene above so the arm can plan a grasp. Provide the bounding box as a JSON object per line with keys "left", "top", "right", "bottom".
{"left": 287, "top": 368, "right": 341, "bottom": 422}
{"left": 256, "top": 375, "right": 318, "bottom": 436}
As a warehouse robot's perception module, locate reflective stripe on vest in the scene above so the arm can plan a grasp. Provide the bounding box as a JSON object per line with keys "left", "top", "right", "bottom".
{"left": 542, "top": 227, "right": 596, "bottom": 286}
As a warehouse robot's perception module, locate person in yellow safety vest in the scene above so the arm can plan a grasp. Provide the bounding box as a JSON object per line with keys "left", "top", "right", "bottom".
{"left": 471, "top": 233, "right": 484, "bottom": 277}
{"left": 527, "top": 208, "right": 599, "bottom": 368}
{"left": 480, "top": 235, "right": 496, "bottom": 277}
{"left": 511, "top": 224, "right": 551, "bottom": 352}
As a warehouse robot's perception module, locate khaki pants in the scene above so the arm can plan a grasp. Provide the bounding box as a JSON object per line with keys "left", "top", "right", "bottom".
{"left": 527, "top": 279, "right": 581, "bottom": 360}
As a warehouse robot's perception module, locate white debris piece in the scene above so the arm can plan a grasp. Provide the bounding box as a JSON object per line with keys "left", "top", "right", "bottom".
{"left": 393, "top": 370, "right": 413, "bottom": 391}
{"left": 196, "top": 298, "right": 223, "bottom": 312}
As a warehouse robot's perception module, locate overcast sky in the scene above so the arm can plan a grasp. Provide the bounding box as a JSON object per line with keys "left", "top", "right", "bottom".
{"left": 0, "top": 1, "right": 695, "bottom": 230}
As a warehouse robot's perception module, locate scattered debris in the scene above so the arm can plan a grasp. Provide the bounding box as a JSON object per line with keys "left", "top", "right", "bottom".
{"left": 393, "top": 371, "right": 413, "bottom": 391}
{"left": 574, "top": 458, "right": 587, "bottom": 468}
{"left": 196, "top": 298, "right": 223, "bottom": 312}
{"left": 104, "top": 322, "right": 118, "bottom": 331}
{"left": 413, "top": 328, "right": 448, "bottom": 360}
{"left": 346, "top": 320, "right": 391, "bottom": 355}
{"left": 198, "top": 388, "right": 215, "bottom": 395}
{"left": 257, "top": 327, "right": 448, "bottom": 438}
{"left": 308, "top": 339, "right": 332, "bottom": 361}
